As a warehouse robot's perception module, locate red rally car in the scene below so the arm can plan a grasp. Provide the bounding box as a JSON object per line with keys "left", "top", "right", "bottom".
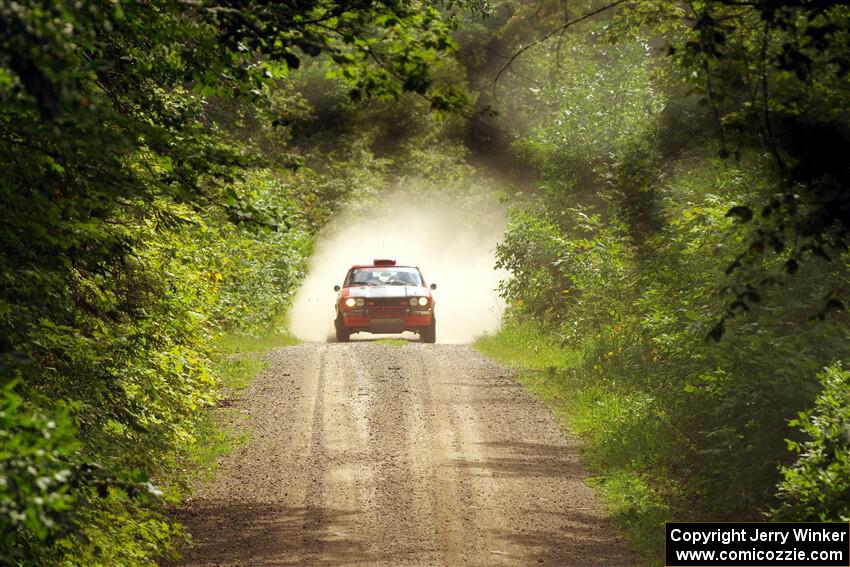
{"left": 333, "top": 259, "right": 437, "bottom": 343}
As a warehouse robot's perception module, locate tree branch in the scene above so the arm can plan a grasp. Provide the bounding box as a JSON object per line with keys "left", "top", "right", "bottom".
{"left": 494, "top": 0, "right": 627, "bottom": 84}
{"left": 759, "top": 19, "right": 786, "bottom": 178}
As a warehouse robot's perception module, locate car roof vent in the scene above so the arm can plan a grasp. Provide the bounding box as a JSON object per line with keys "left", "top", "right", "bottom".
{"left": 373, "top": 258, "right": 396, "bottom": 266}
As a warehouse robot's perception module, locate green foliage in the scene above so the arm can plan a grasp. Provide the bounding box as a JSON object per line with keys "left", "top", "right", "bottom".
{"left": 0, "top": 383, "right": 186, "bottom": 566}
{"left": 51, "top": 492, "right": 186, "bottom": 567}
{"left": 1, "top": 0, "right": 471, "bottom": 562}
{"left": 199, "top": 172, "right": 313, "bottom": 332}
{"left": 474, "top": 0, "right": 850, "bottom": 560}
{"left": 0, "top": 385, "right": 78, "bottom": 557}
{"left": 775, "top": 364, "right": 850, "bottom": 522}
{"left": 619, "top": 0, "right": 850, "bottom": 321}
{"left": 496, "top": 207, "right": 635, "bottom": 340}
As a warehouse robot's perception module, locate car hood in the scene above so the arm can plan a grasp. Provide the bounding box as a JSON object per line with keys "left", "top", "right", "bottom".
{"left": 346, "top": 285, "right": 429, "bottom": 298}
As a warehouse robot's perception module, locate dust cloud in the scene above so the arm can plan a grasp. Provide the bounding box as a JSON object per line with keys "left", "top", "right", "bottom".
{"left": 288, "top": 190, "right": 507, "bottom": 343}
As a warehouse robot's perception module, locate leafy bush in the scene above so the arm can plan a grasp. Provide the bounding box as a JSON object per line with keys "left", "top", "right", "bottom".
{"left": 0, "top": 385, "right": 78, "bottom": 561}
{"left": 774, "top": 364, "right": 850, "bottom": 522}
{"left": 0, "top": 382, "right": 186, "bottom": 566}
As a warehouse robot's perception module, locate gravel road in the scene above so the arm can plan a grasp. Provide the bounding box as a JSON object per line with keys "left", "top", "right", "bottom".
{"left": 174, "top": 342, "right": 635, "bottom": 566}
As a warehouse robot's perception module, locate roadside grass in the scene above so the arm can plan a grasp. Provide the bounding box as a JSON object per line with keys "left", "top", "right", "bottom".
{"left": 185, "top": 404, "right": 249, "bottom": 483}
{"left": 375, "top": 338, "right": 409, "bottom": 347}
{"left": 185, "top": 328, "right": 299, "bottom": 481}
{"left": 475, "top": 321, "right": 670, "bottom": 563}
{"left": 217, "top": 329, "right": 299, "bottom": 356}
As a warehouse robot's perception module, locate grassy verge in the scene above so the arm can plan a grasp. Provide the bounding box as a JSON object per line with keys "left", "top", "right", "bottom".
{"left": 185, "top": 328, "right": 300, "bottom": 481}
{"left": 475, "top": 321, "right": 670, "bottom": 563}
{"left": 375, "top": 338, "right": 409, "bottom": 347}
{"left": 217, "top": 330, "right": 300, "bottom": 356}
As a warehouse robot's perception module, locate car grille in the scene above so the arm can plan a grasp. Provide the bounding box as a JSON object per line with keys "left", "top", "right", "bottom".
{"left": 364, "top": 297, "right": 411, "bottom": 307}
{"left": 366, "top": 306, "right": 406, "bottom": 318}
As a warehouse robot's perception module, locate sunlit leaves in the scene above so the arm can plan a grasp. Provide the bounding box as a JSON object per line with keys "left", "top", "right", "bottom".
{"left": 775, "top": 364, "right": 850, "bottom": 522}
{"left": 0, "top": 384, "right": 78, "bottom": 549}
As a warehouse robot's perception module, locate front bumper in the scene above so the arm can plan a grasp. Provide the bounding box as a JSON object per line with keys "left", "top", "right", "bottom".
{"left": 341, "top": 309, "right": 433, "bottom": 333}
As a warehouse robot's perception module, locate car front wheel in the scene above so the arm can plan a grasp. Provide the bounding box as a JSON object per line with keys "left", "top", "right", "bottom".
{"left": 420, "top": 320, "right": 436, "bottom": 343}
{"left": 334, "top": 318, "right": 350, "bottom": 343}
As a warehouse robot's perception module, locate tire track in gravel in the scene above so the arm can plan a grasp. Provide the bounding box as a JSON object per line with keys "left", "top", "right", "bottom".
{"left": 172, "top": 343, "right": 636, "bottom": 567}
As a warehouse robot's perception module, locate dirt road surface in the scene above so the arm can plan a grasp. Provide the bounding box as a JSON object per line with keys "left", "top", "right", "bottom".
{"left": 175, "top": 342, "right": 635, "bottom": 566}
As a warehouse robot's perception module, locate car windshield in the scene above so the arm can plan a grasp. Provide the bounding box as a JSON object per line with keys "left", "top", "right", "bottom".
{"left": 349, "top": 267, "right": 423, "bottom": 286}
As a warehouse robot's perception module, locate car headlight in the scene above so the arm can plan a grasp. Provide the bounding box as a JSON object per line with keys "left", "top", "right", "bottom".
{"left": 355, "top": 297, "right": 365, "bottom": 307}
{"left": 345, "top": 297, "right": 356, "bottom": 308}
{"left": 418, "top": 296, "right": 428, "bottom": 306}
{"left": 409, "top": 297, "right": 418, "bottom": 306}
